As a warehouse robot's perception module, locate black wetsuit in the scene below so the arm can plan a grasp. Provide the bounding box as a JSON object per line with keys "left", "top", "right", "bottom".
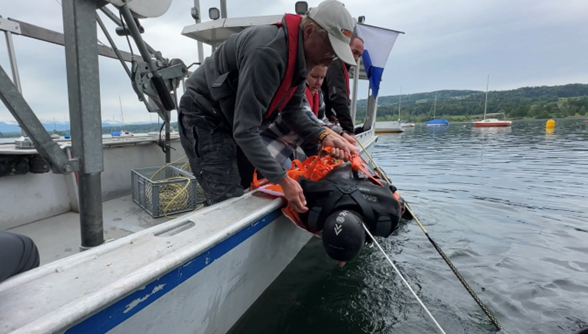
{"left": 298, "top": 163, "right": 403, "bottom": 236}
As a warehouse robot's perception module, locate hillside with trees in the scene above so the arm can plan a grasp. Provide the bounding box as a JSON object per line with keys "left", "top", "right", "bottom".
{"left": 356, "top": 83, "right": 588, "bottom": 122}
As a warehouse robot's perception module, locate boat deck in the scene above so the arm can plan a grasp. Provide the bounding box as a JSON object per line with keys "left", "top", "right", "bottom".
{"left": 6, "top": 194, "right": 175, "bottom": 265}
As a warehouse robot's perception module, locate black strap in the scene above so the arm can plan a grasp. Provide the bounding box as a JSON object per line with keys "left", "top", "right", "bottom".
{"left": 307, "top": 187, "right": 344, "bottom": 232}
{"left": 307, "top": 206, "right": 323, "bottom": 233}
{"left": 349, "top": 190, "right": 377, "bottom": 232}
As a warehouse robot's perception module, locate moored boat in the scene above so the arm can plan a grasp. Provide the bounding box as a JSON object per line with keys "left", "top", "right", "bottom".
{"left": 473, "top": 118, "right": 512, "bottom": 127}
{"left": 473, "top": 75, "right": 512, "bottom": 128}
{"left": 375, "top": 120, "right": 404, "bottom": 133}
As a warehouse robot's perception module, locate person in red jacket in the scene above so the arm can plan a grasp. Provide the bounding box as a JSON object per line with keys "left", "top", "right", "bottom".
{"left": 321, "top": 35, "right": 365, "bottom": 136}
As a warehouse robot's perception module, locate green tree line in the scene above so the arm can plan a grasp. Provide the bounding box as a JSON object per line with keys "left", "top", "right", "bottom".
{"left": 356, "top": 83, "right": 588, "bottom": 122}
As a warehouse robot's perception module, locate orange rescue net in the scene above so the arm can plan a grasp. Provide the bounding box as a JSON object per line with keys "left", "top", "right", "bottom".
{"left": 251, "top": 148, "right": 384, "bottom": 232}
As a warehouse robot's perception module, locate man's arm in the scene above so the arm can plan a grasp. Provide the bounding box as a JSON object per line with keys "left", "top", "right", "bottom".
{"left": 323, "top": 60, "right": 354, "bottom": 133}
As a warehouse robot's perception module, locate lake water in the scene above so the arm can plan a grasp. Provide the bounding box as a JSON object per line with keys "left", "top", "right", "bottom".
{"left": 229, "top": 118, "right": 588, "bottom": 334}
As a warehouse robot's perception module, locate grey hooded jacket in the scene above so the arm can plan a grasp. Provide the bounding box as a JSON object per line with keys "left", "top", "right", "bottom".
{"left": 182, "top": 18, "right": 324, "bottom": 183}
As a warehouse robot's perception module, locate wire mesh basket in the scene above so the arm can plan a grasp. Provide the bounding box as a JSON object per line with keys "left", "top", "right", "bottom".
{"left": 131, "top": 165, "right": 206, "bottom": 218}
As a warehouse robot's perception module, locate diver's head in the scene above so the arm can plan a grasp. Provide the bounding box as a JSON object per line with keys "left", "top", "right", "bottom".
{"left": 322, "top": 210, "right": 366, "bottom": 262}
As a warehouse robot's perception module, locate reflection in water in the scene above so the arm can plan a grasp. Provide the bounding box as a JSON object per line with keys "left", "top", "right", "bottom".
{"left": 230, "top": 118, "right": 588, "bottom": 334}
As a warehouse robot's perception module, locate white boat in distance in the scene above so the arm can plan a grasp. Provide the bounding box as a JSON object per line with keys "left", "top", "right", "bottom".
{"left": 0, "top": 1, "right": 402, "bottom": 333}
{"left": 376, "top": 87, "right": 405, "bottom": 133}
{"left": 473, "top": 75, "right": 512, "bottom": 127}
{"left": 375, "top": 120, "right": 404, "bottom": 133}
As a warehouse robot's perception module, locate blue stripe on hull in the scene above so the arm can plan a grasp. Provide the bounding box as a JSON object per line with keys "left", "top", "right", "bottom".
{"left": 65, "top": 209, "right": 282, "bottom": 334}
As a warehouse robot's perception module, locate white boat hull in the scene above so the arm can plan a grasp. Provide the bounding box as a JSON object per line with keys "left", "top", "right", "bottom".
{"left": 68, "top": 209, "right": 310, "bottom": 334}
{"left": 472, "top": 119, "right": 512, "bottom": 127}
{"left": 375, "top": 121, "right": 404, "bottom": 133}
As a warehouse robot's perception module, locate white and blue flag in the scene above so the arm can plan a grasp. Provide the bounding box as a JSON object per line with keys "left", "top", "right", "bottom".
{"left": 355, "top": 24, "right": 401, "bottom": 98}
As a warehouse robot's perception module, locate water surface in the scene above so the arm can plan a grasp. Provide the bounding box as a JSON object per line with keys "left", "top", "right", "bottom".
{"left": 237, "top": 119, "right": 588, "bottom": 333}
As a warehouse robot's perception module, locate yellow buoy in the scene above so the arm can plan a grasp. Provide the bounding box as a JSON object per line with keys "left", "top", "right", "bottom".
{"left": 546, "top": 119, "right": 555, "bottom": 129}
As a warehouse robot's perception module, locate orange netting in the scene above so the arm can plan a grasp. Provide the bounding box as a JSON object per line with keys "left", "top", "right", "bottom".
{"left": 251, "top": 147, "right": 382, "bottom": 192}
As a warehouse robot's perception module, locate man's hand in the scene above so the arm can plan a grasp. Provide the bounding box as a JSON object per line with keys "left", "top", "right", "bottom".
{"left": 328, "top": 147, "right": 345, "bottom": 159}
{"left": 329, "top": 115, "right": 339, "bottom": 125}
{"left": 321, "top": 132, "right": 359, "bottom": 159}
{"left": 342, "top": 132, "right": 356, "bottom": 145}
{"left": 278, "top": 175, "right": 308, "bottom": 213}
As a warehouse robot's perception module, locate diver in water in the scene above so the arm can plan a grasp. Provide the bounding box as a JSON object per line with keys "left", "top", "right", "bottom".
{"left": 253, "top": 148, "right": 412, "bottom": 264}
{"left": 296, "top": 162, "right": 412, "bottom": 263}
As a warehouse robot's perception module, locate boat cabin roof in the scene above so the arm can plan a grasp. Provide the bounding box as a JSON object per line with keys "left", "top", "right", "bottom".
{"left": 181, "top": 14, "right": 369, "bottom": 80}
{"left": 181, "top": 15, "right": 283, "bottom": 47}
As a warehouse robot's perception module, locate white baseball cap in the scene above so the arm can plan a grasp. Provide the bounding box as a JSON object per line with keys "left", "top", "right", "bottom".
{"left": 307, "top": 0, "right": 356, "bottom": 65}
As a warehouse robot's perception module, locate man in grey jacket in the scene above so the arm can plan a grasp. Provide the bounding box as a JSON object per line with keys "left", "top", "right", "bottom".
{"left": 178, "top": 0, "right": 359, "bottom": 213}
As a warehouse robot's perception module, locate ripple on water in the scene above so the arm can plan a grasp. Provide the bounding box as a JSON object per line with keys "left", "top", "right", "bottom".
{"left": 231, "top": 120, "right": 588, "bottom": 334}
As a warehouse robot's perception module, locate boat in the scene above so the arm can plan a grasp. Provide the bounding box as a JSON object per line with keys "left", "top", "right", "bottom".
{"left": 473, "top": 76, "right": 512, "bottom": 127}
{"left": 111, "top": 98, "right": 135, "bottom": 137}
{"left": 425, "top": 92, "right": 449, "bottom": 126}
{"left": 110, "top": 130, "right": 134, "bottom": 137}
{"left": 398, "top": 87, "right": 416, "bottom": 127}
{"left": 375, "top": 87, "right": 405, "bottom": 133}
{"left": 0, "top": 1, "right": 400, "bottom": 333}
{"left": 375, "top": 120, "right": 403, "bottom": 133}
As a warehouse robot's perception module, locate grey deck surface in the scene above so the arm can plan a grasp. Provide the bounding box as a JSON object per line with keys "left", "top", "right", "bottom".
{"left": 7, "top": 195, "right": 177, "bottom": 265}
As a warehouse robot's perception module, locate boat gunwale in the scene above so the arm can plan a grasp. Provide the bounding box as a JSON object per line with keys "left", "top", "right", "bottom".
{"left": 1, "top": 192, "right": 285, "bottom": 334}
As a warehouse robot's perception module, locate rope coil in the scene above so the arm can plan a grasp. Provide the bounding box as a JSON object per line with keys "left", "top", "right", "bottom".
{"left": 136, "top": 156, "right": 206, "bottom": 218}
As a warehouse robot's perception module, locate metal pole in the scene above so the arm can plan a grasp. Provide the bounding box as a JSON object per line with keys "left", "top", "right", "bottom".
{"left": 350, "top": 57, "right": 361, "bottom": 127}
{"left": 119, "top": 4, "right": 175, "bottom": 111}
{"left": 193, "top": 0, "right": 205, "bottom": 63}
{"left": 4, "top": 30, "right": 22, "bottom": 93}
{"left": 4, "top": 27, "right": 27, "bottom": 137}
{"left": 62, "top": 0, "right": 105, "bottom": 249}
{"left": 98, "top": 6, "right": 160, "bottom": 61}
{"left": 165, "top": 112, "right": 171, "bottom": 163}
{"left": 95, "top": 13, "right": 131, "bottom": 78}
{"left": 220, "top": 0, "right": 228, "bottom": 18}
{"left": 119, "top": 5, "right": 158, "bottom": 77}
{"left": 484, "top": 75, "right": 489, "bottom": 120}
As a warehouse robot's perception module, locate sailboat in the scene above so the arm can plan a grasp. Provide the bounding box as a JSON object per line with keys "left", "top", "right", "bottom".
{"left": 399, "top": 87, "right": 415, "bottom": 127}
{"left": 111, "top": 97, "right": 134, "bottom": 137}
{"left": 375, "top": 87, "right": 404, "bottom": 133}
{"left": 425, "top": 92, "right": 449, "bottom": 126}
{"left": 473, "top": 76, "right": 512, "bottom": 127}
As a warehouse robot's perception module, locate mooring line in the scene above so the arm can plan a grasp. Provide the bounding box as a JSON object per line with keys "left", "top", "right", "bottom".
{"left": 362, "top": 224, "right": 447, "bottom": 334}
{"left": 356, "top": 140, "right": 507, "bottom": 332}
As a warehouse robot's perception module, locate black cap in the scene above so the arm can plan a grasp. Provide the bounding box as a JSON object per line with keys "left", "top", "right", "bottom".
{"left": 322, "top": 210, "right": 366, "bottom": 262}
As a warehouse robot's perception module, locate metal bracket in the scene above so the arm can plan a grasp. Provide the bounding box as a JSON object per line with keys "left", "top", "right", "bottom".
{"left": 131, "top": 59, "right": 187, "bottom": 116}
{"left": 0, "top": 16, "right": 21, "bottom": 34}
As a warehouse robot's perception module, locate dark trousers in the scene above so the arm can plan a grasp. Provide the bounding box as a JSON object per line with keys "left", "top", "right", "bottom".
{"left": 0, "top": 231, "right": 40, "bottom": 283}
{"left": 178, "top": 97, "right": 250, "bottom": 205}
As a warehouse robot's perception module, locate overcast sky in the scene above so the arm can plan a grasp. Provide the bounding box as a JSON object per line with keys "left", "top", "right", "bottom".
{"left": 1, "top": 0, "right": 587, "bottom": 124}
